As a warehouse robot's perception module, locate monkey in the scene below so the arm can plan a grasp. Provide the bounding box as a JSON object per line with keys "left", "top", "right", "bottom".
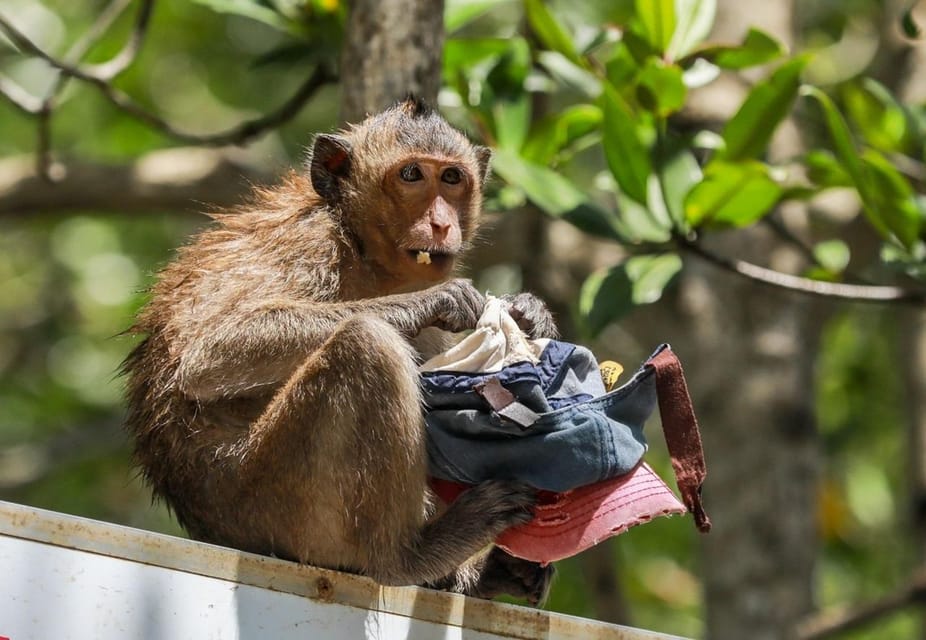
{"left": 122, "top": 98, "right": 556, "bottom": 602}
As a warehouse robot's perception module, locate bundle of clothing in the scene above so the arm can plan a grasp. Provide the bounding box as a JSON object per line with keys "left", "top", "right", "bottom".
{"left": 420, "top": 297, "right": 710, "bottom": 564}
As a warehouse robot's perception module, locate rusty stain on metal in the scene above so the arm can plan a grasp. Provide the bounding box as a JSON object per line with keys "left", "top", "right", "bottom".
{"left": 0, "top": 500, "right": 689, "bottom": 640}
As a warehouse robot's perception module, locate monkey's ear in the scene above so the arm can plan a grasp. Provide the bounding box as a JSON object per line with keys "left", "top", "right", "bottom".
{"left": 474, "top": 146, "right": 492, "bottom": 185}
{"left": 310, "top": 134, "right": 353, "bottom": 202}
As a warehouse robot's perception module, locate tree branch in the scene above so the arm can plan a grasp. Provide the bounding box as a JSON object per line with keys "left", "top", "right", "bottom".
{"left": 796, "top": 570, "right": 926, "bottom": 639}
{"left": 33, "top": 0, "right": 153, "bottom": 180}
{"left": 0, "top": 148, "right": 272, "bottom": 217}
{"left": 679, "top": 236, "right": 926, "bottom": 305}
{"left": 0, "top": 9, "right": 335, "bottom": 150}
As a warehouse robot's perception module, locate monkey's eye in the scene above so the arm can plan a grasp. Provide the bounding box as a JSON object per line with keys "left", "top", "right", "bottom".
{"left": 441, "top": 167, "right": 462, "bottom": 185}
{"left": 400, "top": 164, "right": 424, "bottom": 182}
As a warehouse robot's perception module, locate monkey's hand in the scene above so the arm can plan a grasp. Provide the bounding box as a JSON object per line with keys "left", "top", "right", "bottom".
{"left": 426, "top": 278, "right": 486, "bottom": 333}
{"left": 501, "top": 293, "right": 559, "bottom": 340}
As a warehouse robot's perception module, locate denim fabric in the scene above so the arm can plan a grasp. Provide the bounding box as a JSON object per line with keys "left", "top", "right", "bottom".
{"left": 422, "top": 342, "right": 665, "bottom": 492}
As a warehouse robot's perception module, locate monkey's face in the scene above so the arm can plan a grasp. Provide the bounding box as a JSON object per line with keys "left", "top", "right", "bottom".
{"left": 308, "top": 99, "right": 491, "bottom": 290}
{"left": 376, "top": 155, "right": 478, "bottom": 283}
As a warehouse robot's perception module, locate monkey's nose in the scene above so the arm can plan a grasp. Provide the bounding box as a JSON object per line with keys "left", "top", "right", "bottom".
{"left": 430, "top": 220, "right": 451, "bottom": 241}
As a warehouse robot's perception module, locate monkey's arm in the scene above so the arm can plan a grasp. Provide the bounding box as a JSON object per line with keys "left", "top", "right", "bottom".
{"left": 174, "top": 279, "right": 483, "bottom": 401}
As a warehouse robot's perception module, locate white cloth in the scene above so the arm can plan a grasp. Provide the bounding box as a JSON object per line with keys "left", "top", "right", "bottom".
{"left": 419, "top": 296, "right": 549, "bottom": 373}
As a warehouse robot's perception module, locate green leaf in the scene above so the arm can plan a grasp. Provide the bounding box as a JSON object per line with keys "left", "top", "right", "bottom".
{"left": 813, "top": 240, "right": 850, "bottom": 274}
{"left": 684, "top": 160, "right": 782, "bottom": 227}
{"left": 491, "top": 149, "right": 624, "bottom": 240}
{"left": 804, "top": 87, "right": 920, "bottom": 248}
{"left": 537, "top": 51, "right": 602, "bottom": 97}
{"left": 524, "top": 0, "right": 583, "bottom": 66}
{"left": 445, "top": 0, "right": 512, "bottom": 32}
{"left": 522, "top": 104, "right": 603, "bottom": 164}
{"left": 636, "top": 59, "right": 687, "bottom": 117}
{"left": 719, "top": 55, "right": 807, "bottom": 161}
{"left": 655, "top": 138, "right": 702, "bottom": 229}
{"left": 666, "top": 0, "right": 716, "bottom": 61}
{"left": 802, "top": 87, "right": 866, "bottom": 185}
{"left": 805, "top": 150, "right": 853, "bottom": 188}
{"left": 580, "top": 267, "right": 634, "bottom": 336}
{"left": 492, "top": 97, "right": 531, "bottom": 151}
{"left": 682, "top": 57, "right": 721, "bottom": 88}
{"left": 251, "top": 43, "right": 317, "bottom": 68}
{"left": 579, "top": 254, "right": 682, "bottom": 335}
{"left": 192, "top": 0, "right": 308, "bottom": 37}
{"left": 601, "top": 83, "right": 652, "bottom": 205}
{"left": 634, "top": 0, "right": 676, "bottom": 55}
{"left": 626, "top": 253, "right": 684, "bottom": 304}
{"left": 859, "top": 149, "right": 921, "bottom": 249}
{"left": 902, "top": 3, "right": 923, "bottom": 39}
{"left": 695, "top": 28, "right": 786, "bottom": 69}
{"left": 842, "top": 78, "right": 910, "bottom": 153}
{"left": 616, "top": 192, "right": 674, "bottom": 242}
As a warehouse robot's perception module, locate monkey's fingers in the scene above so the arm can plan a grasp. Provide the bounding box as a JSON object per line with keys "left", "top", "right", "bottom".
{"left": 500, "top": 293, "right": 558, "bottom": 340}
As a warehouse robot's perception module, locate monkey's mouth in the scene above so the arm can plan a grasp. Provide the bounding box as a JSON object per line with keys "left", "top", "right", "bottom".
{"left": 407, "top": 249, "right": 455, "bottom": 268}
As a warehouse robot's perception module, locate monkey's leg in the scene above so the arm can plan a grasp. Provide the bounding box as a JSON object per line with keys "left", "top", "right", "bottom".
{"left": 428, "top": 547, "right": 554, "bottom": 606}
{"left": 239, "top": 314, "right": 536, "bottom": 586}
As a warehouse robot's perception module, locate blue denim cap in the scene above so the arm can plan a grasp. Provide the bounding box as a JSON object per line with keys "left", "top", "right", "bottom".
{"left": 421, "top": 342, "right": 663, "bottom": 492}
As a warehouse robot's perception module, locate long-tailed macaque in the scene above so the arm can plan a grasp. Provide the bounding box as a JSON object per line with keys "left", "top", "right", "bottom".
{"left": 123, "top": 98, "right": 555, "bottom": 602}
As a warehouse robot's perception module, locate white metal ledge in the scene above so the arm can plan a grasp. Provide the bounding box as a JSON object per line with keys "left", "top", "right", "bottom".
{"left": 0, "top": 500, "right": 688, "bottom": 639}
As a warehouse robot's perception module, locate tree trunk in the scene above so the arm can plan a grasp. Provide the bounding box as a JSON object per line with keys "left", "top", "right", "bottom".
{"left": 339, "top": 0, "right": 445, "bottom": 124}
{"left": 902, "top": 310, "right": 926, "bottom": 639}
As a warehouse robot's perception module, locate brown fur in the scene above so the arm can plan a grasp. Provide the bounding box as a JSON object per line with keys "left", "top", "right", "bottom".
{"left": 123, "top": 99, "right": 552, "bottom": 596}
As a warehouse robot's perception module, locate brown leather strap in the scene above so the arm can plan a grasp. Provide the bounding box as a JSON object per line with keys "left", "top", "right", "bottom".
{"left": 648, "top": 347, "right": 712, "bottom": 533}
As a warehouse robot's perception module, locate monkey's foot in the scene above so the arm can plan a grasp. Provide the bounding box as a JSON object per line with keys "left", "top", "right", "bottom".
{"left": 470, "top": 547, "right": 555, "bottom": 606}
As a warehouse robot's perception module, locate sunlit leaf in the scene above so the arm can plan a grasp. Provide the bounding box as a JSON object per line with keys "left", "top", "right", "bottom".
{"left": 634, "top": 0, "right": 676, "bottom": 55}
{"left": 719, "top": 55, "right": 807, "bottom": 161}
{"left": 684, "top": 160, "right": 782, "bottom": 227}
{"left": 537, "top": 51, "right": 602, "bottom": 97}
{"left": 522, "top": 105, "right": 603, "bottom": 164}
{"left": 682, "top": 57, "right": 720, "bottom": 88}
{"left": 636, "top": 59, "right": 687, "bottom": 116}
{"left": 602, "top": 83, "right": 652, "bottom": 205}
{"left": 491, "top": 149, "right": 624, "bottom": 240}
{"left": 666, "top": 0, "right": 716, "bottom": 61}
{"left": 842, "top": 78, "right": 910, "bottom": 153}
{"left": 627, "top": 253, "right": 684, "bottom": 304}
{"left": 444, "top": 38, "right": 511, "bottom": 78}
{"left": 525, "top": 0, "right": 583, "bottom": 66}
{"left": 813, "top": 240, "right": 851, "bottom": 274}
{"left": 445, "top": 0, "right": 513, "bottom": 32}
{"left": 616, "top": 193, "right": 674, "bottom": 243}
{"left": 192, "top": 0, "right": 308, "bottom": 37}
{"left": 655, "top": 139, "right": 702, "bottom": 229}
{"left": 579, "top": 254, "right": 682, "bottom": 336}
{"left": 693, "top": 28, "right": 785, "bottom": 69}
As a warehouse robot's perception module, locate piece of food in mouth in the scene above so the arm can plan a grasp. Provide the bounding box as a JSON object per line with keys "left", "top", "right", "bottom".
{"left": 416, "top": 250, "right": 432, "bottom": 265}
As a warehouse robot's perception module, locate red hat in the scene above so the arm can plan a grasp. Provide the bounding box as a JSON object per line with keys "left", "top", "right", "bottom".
{"left": 431, "top": 462, "right": 686, "bottom": 565}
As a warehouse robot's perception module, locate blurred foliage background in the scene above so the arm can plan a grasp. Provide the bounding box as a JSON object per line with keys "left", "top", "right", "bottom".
{"left": 2, "top": 0, "right": 926, "bottom": 638}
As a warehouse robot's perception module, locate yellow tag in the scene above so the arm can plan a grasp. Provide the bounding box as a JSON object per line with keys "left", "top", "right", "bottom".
{"left": 599, "top": 360, "right": 624, "bottom": 391}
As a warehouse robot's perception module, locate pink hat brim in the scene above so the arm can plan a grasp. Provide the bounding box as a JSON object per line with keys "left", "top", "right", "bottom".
{"left": 495, "top": 462, "right": 686, "bottom": 564}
